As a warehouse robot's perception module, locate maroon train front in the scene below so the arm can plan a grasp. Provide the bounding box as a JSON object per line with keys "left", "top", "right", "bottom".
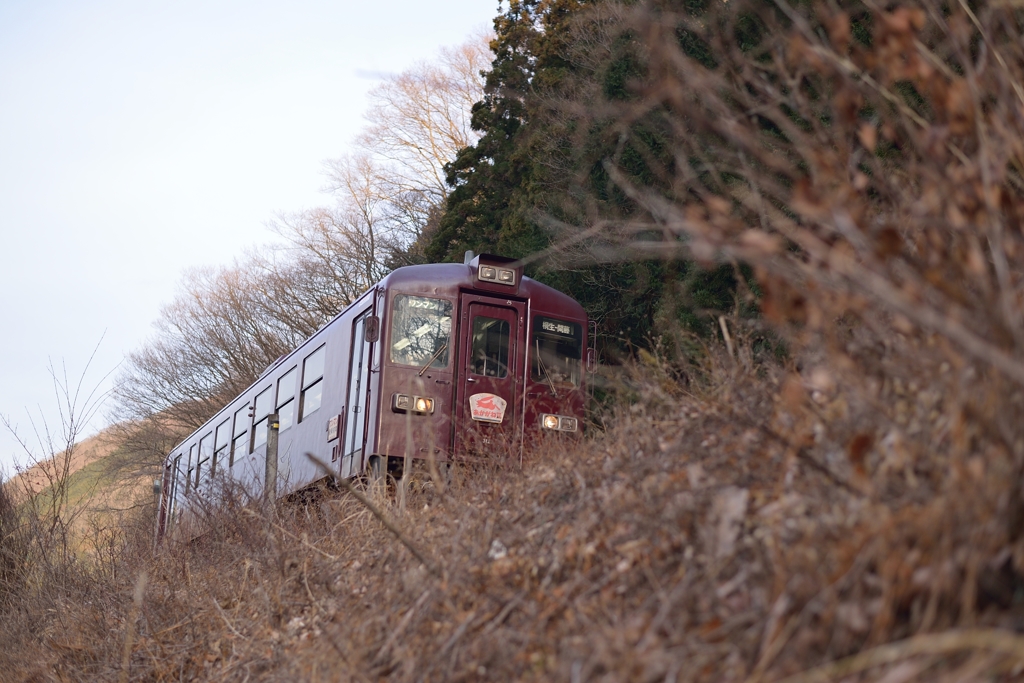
{"left": 157, "top": 254, "right": 591, "bottom": 539}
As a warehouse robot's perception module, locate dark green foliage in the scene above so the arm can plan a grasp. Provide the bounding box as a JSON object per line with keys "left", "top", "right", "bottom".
{"left": 426, "top": 0, "right": 750, "bottom": 356}
{"left": 428, "top": 0, "right": 588, "bottom": 263}
{"left": 602, "top": 33, "right": 646, "bottom": 100}
{"left": 851, "top": 11, "right": 872, "bottom": 47}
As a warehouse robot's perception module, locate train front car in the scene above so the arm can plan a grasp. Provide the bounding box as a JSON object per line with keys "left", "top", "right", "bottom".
{"left": 156, "top": 254, "right": 589, "bottom": 543}
{"left": 374, "top": 253, "right": 589, "bottom": 468}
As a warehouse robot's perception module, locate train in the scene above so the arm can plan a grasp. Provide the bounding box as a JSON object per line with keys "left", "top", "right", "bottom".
{"left": 156, "top": 253, "right": 592, "bottom": 539}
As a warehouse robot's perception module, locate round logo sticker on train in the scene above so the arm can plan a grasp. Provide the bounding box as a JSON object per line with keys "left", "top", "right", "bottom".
{"left": 469, "top": 393, "right": 507, "bottom": 423}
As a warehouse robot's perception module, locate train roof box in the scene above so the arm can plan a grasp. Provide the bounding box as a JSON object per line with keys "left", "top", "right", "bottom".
{"left": 467, "top": 253, "right": 524, "bottom": 294}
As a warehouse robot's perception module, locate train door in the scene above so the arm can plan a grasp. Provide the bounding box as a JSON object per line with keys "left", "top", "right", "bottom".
{"left": 341, "top": 309, "right": 374, "bottom": 478}
{"left": 454, "top": 296, "right": 526, "bottom": 460}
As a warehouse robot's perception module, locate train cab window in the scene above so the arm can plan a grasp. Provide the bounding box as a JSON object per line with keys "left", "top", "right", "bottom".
{"left": 251, "top": 386, "right": 273, "bottom": 451}
{"left": 213, "top": 418, "right": 230, "bottom": 477}
{"left": 471, "top": 317, "right": 510, "bottom": 378}
{"left": 231, "top": 404, "right": 248, "bottom": 465}
{"left": 390, "top": 295, "right": 452, "bottom": 369}
{"left": 196, "top": 432, "right": 213, "bottom": 486}
{"left": 277, "top": 366, "right": 297, "bottom": 431}
{"left": 299, "top": 345, "right": 325, "bottom": 421}
{"left": 531, "top": 316, "right": 582, "bottom": 389}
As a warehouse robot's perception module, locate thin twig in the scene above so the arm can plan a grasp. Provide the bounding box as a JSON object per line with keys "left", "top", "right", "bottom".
{"left": 375, "top": 589, "right": 432, "bottom": 662}
{"left": 775, "top": 629, "right": 1024, "bottom": 683}
{"left": 306, "top": 452, "right": 440, "bottom": 576}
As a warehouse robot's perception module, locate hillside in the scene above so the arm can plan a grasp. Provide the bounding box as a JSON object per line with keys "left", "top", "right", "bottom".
{"left": 4, "top": 427, "right": 154, "bottom": 554}
{"left": 7, "top": 431, "right": 117, "bottom": 501}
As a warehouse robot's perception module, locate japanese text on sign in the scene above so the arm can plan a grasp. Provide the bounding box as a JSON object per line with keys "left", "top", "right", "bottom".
{"left": 542, "top": 320, "right": 573, "bottom": 336}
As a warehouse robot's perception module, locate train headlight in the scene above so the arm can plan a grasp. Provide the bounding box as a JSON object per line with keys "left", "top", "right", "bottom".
{"left": 542, "top": 413, "right": 578, "bottom": 432}
{"left": 477, "top": 264, "right": 516, "bottom": 286}
{"left": 393, "top": 393, "right": 435, "bottom": 414}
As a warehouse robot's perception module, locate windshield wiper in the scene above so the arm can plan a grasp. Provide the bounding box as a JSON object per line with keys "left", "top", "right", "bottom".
{"left": 418, "top": 343, "right": 448, "bottom": 376}
{"left": 536, "top": 339, "right": 558, "bottom": 397}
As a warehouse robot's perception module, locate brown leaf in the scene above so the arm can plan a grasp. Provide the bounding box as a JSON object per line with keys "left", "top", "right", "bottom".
{"left": 874, "top": 227, "right": 903, "bottom": 257}
{"left": 780, "top": 374, "right": 806, "bottom": 411}
{"left": 946, "top": 79, "right": 975, "bottom": 136}
{"left": 848, "top": 433, "right": 874, "bottom": 476}
{"left": 858, "top": 124, "right": 878, "bottom": 152}
{"left": 739, "top": 229, "right": 782, "bottom": 255}
{"left": 827, "top": 13, "right": 851, "bottom": 53}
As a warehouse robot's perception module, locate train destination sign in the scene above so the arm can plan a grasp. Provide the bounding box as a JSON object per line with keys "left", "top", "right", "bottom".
{"left": 538, "top": 317, "right": 578, "bottom": 338}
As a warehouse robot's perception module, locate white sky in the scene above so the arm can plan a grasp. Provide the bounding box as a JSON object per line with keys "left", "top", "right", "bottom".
{"left": 0, "top": 0, "right": 497, "bottom": 476}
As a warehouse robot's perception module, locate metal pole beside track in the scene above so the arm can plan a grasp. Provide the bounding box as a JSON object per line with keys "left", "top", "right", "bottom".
{"left": 265, "top": 414, "right": 279, "bottom": 504}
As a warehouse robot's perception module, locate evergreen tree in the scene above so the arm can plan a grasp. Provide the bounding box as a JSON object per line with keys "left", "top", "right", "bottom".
{"left": 430, "top": 0, "right": 745, "bottom": 354}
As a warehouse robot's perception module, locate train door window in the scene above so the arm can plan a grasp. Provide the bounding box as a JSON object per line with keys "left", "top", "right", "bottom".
{"left": 170, "top": 454, "right": 183, "bottom": 516}
{"left": 299, "top": 345, "right": 325, "bottom": 422}
{"left": 276, "top": 366, "right": 297, "bottom": 432}
{"left": 471, "top": 317, "right": 510, "bottom": 378}
{"left": 251, "top": 386, "right": 273, "bottom": 452}
{"left": 531, "top": 317, "right": 583, "bottom": 390}
{"left": 343, "top": 311, "right": 373, "bottom": 463}
{"left": 231, "top": 404, "right": 248, "bottom": 465}
{"left": 185, "top": 444, "right": 196, "bottom": 494}
{"left": 196, "top": 432, "right": 213, "bottom": 486}
{"left": 390, "top": 295, "right": 452, "bottom": 368}
{"left": 213, "top": 419, "right": 230, "bottom": 477}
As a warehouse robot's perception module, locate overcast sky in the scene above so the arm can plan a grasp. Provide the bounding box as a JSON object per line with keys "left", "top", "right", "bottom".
{"left": 0, "top": 0, "right": 497, "bottom": 476}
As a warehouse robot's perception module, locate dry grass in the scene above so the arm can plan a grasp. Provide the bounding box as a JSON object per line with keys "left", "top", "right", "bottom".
{"left": 2, "top": 333, "right": 1024, "bottom": 681}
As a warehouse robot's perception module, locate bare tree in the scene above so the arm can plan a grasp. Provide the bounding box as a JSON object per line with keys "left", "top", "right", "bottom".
{"left": 352, "top": 34, "right": 490, "bottom": 207}
{"left": 321, "top": 33, "right": 491, "bottom": 261}
{"left": 272, "top": 155, "right": 396, "bottom": 294}
{"left": 114, "top": 260, "right": 296, "bottom": 427}
{"left": 112, "top": 33, "right": 491, "bottom": 465}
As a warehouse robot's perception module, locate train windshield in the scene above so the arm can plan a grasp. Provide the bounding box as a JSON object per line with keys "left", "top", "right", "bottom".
{"left": 531, "top": 316, "right": 582, "bottom": 389}
{"left": 390, "top": 295, "right": 452, "bottom": 368}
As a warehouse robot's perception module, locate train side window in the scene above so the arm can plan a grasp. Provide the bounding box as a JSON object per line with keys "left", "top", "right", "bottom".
{"left": 531, "top": 316, "right": 583, "bottom": 389}
{"left": 196, "top": 432, "right": 213, "bottom": 486}
{"left": 470, "top": 316, "right": 510, "bottom": 378}
{"left": 277, "top": 366, "right": 297, "bottom": 431}
{"left": 231, "top": 404, "right": 248, "bottom": 465}
{"left": 251, "top": 386, "right": 273, "bottom": 452}
{"left": 185, "top": 444, "right": 196, "bottom": 494}
{"left": 213, "top": 418, "right": 230, "bottom": 476}
{"left": 299, "top": 345, "right": 325, "bottom": 422}
{"left": 390, "top": 295, "right": 452, "bottom": 368}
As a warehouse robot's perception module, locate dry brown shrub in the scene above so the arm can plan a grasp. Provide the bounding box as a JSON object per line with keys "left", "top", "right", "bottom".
{"left": 3, "top": 340, "right": 1024, "bottom": 681}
